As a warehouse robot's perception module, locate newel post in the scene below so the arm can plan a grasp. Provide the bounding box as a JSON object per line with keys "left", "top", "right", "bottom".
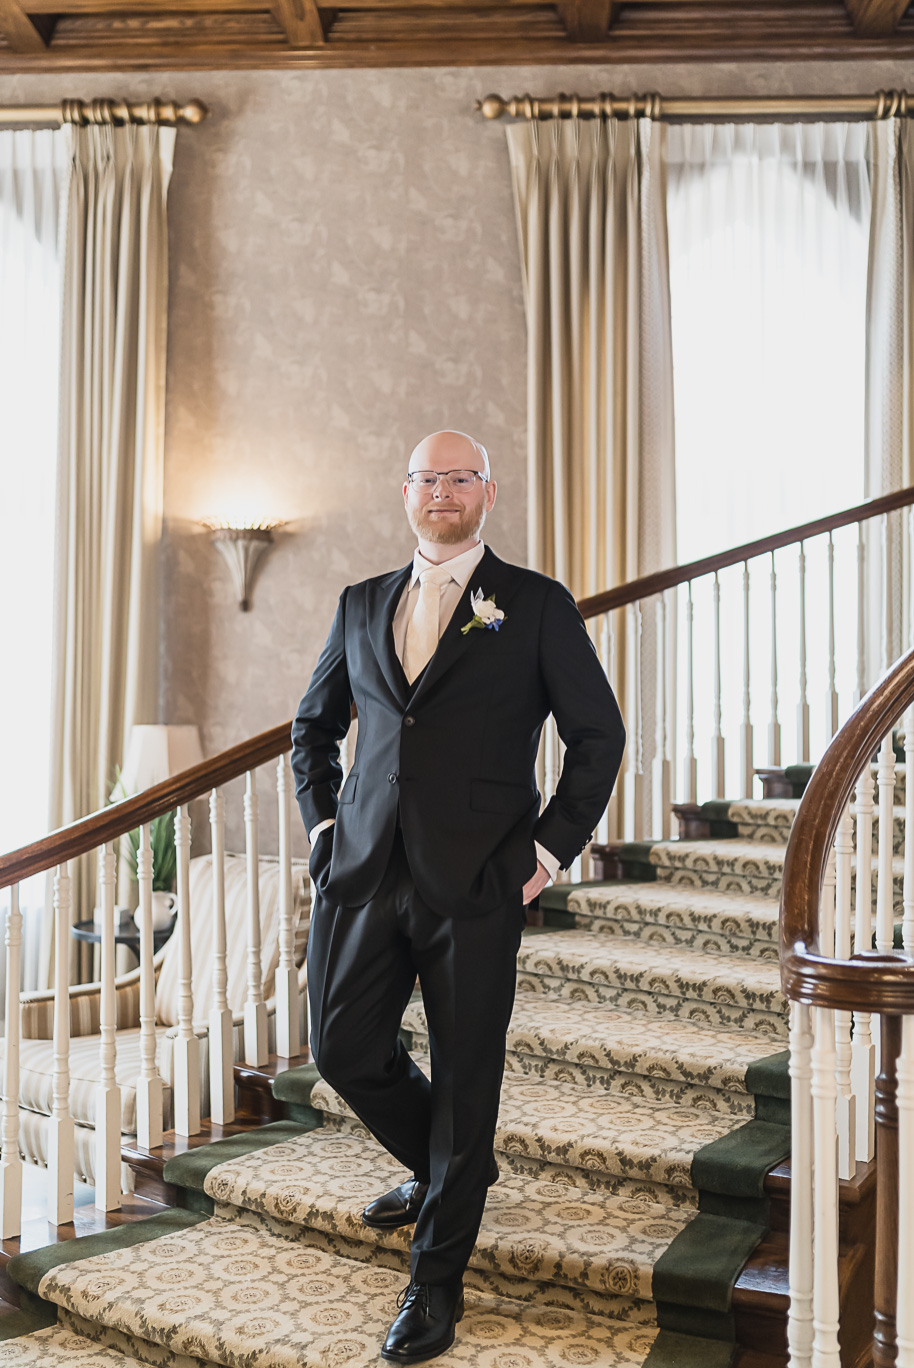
{"left": 875, "top": 1013, "right": 903, "bottom": 1367}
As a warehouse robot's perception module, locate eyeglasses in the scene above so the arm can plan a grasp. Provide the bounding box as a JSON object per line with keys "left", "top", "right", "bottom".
{"left": 406, "top": 470, "right": 488, "bottom": 491}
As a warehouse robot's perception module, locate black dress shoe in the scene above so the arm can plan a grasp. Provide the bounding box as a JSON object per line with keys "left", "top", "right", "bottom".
{"left": 381, "top": 1279, "right": 465, "bottom": 1364}
{"left": 361, "top": 1178, "right": 429, "bottom": 1229}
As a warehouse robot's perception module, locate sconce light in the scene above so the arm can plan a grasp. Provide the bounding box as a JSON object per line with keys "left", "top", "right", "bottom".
{"left": 202, "top": 519, "right": 284, "bottom": 611}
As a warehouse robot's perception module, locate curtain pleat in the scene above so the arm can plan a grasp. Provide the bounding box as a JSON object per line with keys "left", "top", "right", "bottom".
{"left": 506, "top": 115, "right": 677, "bottom": 840}
{"left": 44, "top": 123, "right": 175, "bottom": 984}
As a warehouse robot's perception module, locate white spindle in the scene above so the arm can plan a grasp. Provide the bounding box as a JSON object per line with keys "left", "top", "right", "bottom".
{"left": 875, "top": 734, "right": 897, "bottom": 954}
{"left": 820, "top": 847, "right": 836, "bottom": 961}
{"left": 624, "top": 601, "right": 644, "bottom": 839}
{"left": 653, "top": 593, "right": 671, "bottom": 839}
{"left": 711, "top": 572, "right": 725, "bottom": 799}
{"left": 852, "top": 763, "right": 876, "bottom": 1162}
{"left": 740, "top": 561, "right": 753, "bottom": 799}
{"left": 768, "top": 551, "right": 781, "bottom": 767}
{"left": 683, "top": 583, "right": 697, "bottom": 806}
{"left": 855, "top": 522, "right": 866, "bottom": 705}
{"left": 173, "top": 805, "right": 200, "bottom": 1136}
{"left": 798, "top": 541, "right": 810, "bottom": 763}
{"left": 275, "top": 755, "right": 300, "bottom": 1058}
{"left": 810, "top": 1005, "right": 841, "bottom": 1368}
{"left": 136, "top": 826, "right": 164, "bottom": 1151}
{"left": 0, "top": 883, "right": 22, "bottom": 1239}
{"left": 94, "top": 844, "right": 121, "bottom": 1210}
{"left": 905, "top": 706, "right": 914, "bottom": 954}
{"left": 897, "top": 1013, "right": 914, "bottom": 1368}
{"left": 787, "top": 1001, "right": 815, "bottom": 1368}
{"left": 833, "top": 805, "right": 855, "bottom": 1181}
{"left": 826, "top": 532, "right": 839, "bottom": 741}
{"left": 208, "top": 788, "right": 234, "bottom": 1124}
{"left": 244, "top": 770, "right": 268, "bottom": 1066}
{"left": 544, "top": 716, "right": 558, "bottom": 809}
{"left": 48, "top": 863, "right": 74, "bottom": 1225}
{"left": 596, "top": 614, "right": 613, "bottom": 844}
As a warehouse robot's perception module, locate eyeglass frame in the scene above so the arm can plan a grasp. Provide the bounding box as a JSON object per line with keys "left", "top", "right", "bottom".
{"left": 405, "top": 469, "right": 490, "bottom": 490}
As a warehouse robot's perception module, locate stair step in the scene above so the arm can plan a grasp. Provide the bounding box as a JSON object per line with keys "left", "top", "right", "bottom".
{"left": 27, "top": 1215, "right": 670, "bottom": 1367}
{"left": 6, "top": 1323, "right": 158, "bottom": 1365}
{"left": 707, "top": 797, "right": 907, "bottom": 854}
{"left": 403, "top": 994, "right": 780, "bottom": 1114}
{"left": 201, "top": 1127, "right": 691, "bottom": 1319}
{"left": 514, "top": 931, "right": 787, "bottom": 1039}
{"left": 311, "top": 1060, "right": 745, "bottom": 1207}
{"left": 562, "top": 883, "right": 779, "bottom": 960}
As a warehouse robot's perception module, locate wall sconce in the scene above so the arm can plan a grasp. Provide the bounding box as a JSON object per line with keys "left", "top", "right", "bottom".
{"left": 202, "top": 519, "right": 284, "bottom": 611}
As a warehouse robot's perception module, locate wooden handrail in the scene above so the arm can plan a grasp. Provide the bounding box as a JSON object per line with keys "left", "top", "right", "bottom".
{"left": 780, "top": 646, "right": 914, "bottom": 1014}
{"left": 578, "top": 483, "right": 914, "bottom": 620}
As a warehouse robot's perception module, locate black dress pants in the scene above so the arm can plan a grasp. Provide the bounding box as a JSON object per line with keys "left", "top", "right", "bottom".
{"left": 306, "top": 826, "right": 524, "bottom": 1286}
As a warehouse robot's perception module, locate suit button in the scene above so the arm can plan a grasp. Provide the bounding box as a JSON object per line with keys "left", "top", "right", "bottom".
{"left": 404, "top": 716, "right": 415, "bottom": 727}
{"left": 388, "top": 773, "right": 398, "bottom": 784}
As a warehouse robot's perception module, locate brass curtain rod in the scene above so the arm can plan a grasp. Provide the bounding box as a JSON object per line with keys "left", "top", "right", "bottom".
{"left": 477, "top": 90, "right": 912, "bottom": 122}
{"left": 0, "top": 98, "right": 207, "bottom": 128}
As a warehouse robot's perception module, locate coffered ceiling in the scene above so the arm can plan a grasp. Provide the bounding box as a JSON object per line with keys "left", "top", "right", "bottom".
{"left": 0, "top": 0, "right": 912, "bottom": 74}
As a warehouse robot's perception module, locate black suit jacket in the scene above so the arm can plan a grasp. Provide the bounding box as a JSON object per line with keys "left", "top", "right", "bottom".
{"left": 291, "top": 545, "right": 626, "bottom": 919}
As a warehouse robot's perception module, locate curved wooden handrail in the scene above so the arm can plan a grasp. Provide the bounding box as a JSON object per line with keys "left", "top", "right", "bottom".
{"left": 780, "top": 646, "right": 914, "bottom": 1013}
{"left": 578, "top": 483, "right": 914, "bottom": 620}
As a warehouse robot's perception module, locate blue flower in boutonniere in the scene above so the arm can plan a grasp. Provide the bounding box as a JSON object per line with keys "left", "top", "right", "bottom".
{"left": 461, "top": 588, "right": 506, "bottom": 635}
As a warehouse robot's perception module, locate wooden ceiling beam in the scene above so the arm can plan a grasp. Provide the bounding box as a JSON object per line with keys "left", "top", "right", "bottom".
{"left": 844, "top": 0, "right": 909, "bottom": 33}
{"left": 0, "top": 0, "right": 52, "bottom": 49}
{"left": 557, "top": 0, "right": 617, "bottom": 39}
{"left": 270, "top": 0, "right": 325, "bottom": 43}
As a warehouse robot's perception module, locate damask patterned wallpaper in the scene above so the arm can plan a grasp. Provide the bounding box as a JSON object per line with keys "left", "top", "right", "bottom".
{"left": 0, "top": 59, "right": 907, "bottom": 851}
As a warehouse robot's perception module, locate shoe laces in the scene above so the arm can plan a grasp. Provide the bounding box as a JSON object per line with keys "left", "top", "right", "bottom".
{"left": 397, "top": 1280, "right": 430, "bottom": 1315}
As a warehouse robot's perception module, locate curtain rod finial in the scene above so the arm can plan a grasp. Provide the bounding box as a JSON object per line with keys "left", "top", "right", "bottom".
{"left": 183, "top": 99, "right": 208, "bottom": 125}
{"left": 478, "top": 94, "right": 507, "bottom": 121}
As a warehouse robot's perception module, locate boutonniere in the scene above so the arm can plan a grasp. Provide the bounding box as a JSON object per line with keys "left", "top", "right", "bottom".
{"left": 461, "top": 588, "right": 506, "bottom": 635}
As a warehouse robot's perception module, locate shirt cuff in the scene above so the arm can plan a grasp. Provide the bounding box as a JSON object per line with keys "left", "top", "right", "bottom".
{"left": 534, "top": 841, "right": 560, "bottom": 883}
{"left": 309, "top": 817, "right": 336, "bottom": 846}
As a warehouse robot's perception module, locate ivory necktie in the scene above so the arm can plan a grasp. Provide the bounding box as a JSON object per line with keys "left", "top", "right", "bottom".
{"left": 403, "top": 565, "right": 453, "bottom": 684}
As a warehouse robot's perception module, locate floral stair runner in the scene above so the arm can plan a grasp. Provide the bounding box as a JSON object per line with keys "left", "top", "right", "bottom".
{"left": 5, "top": 803, "right": 812, "bottom": 1368}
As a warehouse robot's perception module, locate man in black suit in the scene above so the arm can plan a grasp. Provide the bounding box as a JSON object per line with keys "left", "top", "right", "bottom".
{"left": 291, "top": 430, "right": 625, "bottom": 1363}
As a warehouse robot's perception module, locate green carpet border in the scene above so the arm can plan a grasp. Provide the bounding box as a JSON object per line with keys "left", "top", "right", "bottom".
{"left": 746, "top": 1050, "right": 790, "bottom": 1101}
{"left": 271, "top": 1061, "right": 322, "bottom": 1106}
{"left": 0, "top": 1288, "right": 58, "bottom": 1340}
{"left": 643, "top": 1328, "right": 734, "bottom": 1367}
{"left": 7, "top": 1209, "right": 206, "bottom": 1297}
{"left": 692, "top": 1119, "right": 790, "bottom": 1200}
{"left": 163, "top": 1119, "right": 314, "bottom": 1192}
{"left": 652, "top": 1211, "right": 766, "bottom": 1316}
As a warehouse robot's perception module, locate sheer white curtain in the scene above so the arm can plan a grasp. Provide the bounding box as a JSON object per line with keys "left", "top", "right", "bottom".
{"left": 666, "top": 123, "right": 870, "bottom": 795}
{"left": 0, "top": 129, "right": 69, "bottom": 998}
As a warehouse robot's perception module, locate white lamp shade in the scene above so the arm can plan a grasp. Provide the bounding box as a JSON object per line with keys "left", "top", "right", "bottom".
{"left": 121, "top": 725, "right": 205, "bottom": 794}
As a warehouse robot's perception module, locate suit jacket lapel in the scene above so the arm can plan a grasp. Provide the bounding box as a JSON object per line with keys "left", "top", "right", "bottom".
{"left": 367, "top": 563, "right": 412, "bottom": 708}
{"left": 408, "top": 546, "right": 523, "bottom": 709}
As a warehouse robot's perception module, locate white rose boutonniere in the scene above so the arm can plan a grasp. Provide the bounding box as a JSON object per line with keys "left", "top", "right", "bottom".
{"left": 461, "top": 589, "right": 506, "bottom": 635}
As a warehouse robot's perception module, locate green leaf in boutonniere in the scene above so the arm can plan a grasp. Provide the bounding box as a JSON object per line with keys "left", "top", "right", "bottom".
{"left": 461, "top": 589, "right": 507, "bottom": 635}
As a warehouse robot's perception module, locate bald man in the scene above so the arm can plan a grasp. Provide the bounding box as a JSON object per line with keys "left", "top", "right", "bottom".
{"left": 291, "top": 431, "right": 625, "bottom": 1363}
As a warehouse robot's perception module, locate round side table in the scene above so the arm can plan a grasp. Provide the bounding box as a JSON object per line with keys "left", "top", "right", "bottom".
{"left": 72, "top": 912, "right": 177, "bottom": 966}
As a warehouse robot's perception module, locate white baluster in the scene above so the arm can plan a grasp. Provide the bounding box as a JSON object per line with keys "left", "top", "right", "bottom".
{"left": 136, "top": 825, "right": 164, "bottom": 1151}
{"left": 833, "top": 805, "right": 856, "bottom": 1181}
{"left": 653, "top": 592, "right": 671, "bottom": 839}
{"left": 48, "top": 862, "right": 74, "bottom": 1224}
{"left": 244, "top": 770, "right": 268, "bottom": 1066}
{"left": 769, "top": 550, "right": 781, "bottom": 767}
{"left": 826, "top": 532, "right": 839, "bottom": 741}
{"left": 852, "top": 763, "right": 876, "bottom": 1162}
{"left": 798, "top": 540, "right": 810, "bottom": 763}
{"left": 810, "top": 1004, "right": 841, "bottom": 1368}
{"left": 897, "top": 1013, "right": 914, "bottom": 1368}
{"left": 596, "top": 614, "right": 613, "bottom": 845}
{"left": 208, "top": 788, "right": 234, "bottom": 1125}
{"left": 340, "top": 730, "right": 351, "bottom": 779}
{"left": 905, "top": 705, "right": 914, "bottom": 954}
{"left": 94, "top": 844, "right": 121, "bottom": 1210}
{"left": 740, "top": 561, "right": 754, "bottom": 799}
{"left": 820, "top": 847, "right": 836, "bottom": 961}
{"left": 275, "top": 755, "right": 300, "bottom": 1059}
{"left": 173, "top": 805, "right": 200, "bottom": 1136}
{"left": 544, "top": 715, "right": 558, "bottom": 810}
{"left": 683, "top": 583, "right": 698, "bottom": 806}
{"left": 624, "top": 600, "right": 644, "bottom": 839}
{"left": 0, "top": 884, "right": 22, "bottom": 1239}
{"left": 855, "top": 522, "right": 866, "bottom": 705}
{"left": 787, "top": 1001, "right": 815, "bottom": 1368}
{"left": 711, "top": 572, "right": 725, "bottom": 799}
{"left": 876, "top": 734, "right": 897, "bottom": 954}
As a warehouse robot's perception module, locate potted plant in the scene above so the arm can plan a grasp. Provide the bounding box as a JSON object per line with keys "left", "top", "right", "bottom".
{"left": 109, "top": 768, "right": 177, "bottom": 929}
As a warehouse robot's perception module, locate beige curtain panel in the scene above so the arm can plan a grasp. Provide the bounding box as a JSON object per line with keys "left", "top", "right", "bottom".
{"left": 506, "top": 116, "right": 677, "bottom": 841}
{"left": 44, "top": 123, "right": 175, "bottom": 984}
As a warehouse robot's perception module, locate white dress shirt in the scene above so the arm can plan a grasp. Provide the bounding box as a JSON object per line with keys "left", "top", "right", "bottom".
{"left": 309, "top": 539, "right": 560, "bottom": 884}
